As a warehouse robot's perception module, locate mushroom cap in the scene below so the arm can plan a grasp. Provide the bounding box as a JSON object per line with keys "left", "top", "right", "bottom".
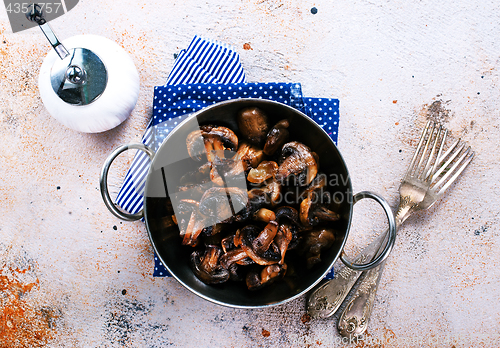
{"left": 277, "top": 141, "right": 318, "bottom": 186}
{"left": 237, "top": 107, "right": 270, "bottom": 145}
{"left": 263, "top": 119, "right": 290, "bottom": 156}
{"left": 186, "top": 125, "right": 238, "bottom": 161}
{"left": 190, "top": 246, "right": 230, "bottom": 284}
{"left": 275, "top": 206, "right": 299, "bottom": 225}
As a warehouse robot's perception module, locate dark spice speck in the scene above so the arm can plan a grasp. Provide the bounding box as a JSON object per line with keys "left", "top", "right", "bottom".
{"left": 311, "top": 7, "right": 318, "bottom": 14}
{"left": 113, "top": 226, "right": 118, "bottom": 230}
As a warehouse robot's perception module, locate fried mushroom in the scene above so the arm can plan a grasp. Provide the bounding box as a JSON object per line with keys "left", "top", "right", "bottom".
{"left": 190, "top": 246, "right": 229, "bottom": 284}
{"left": 263, "top": 119, "right": 290, "bottom": 156}
{"left": 239, "top": 225, "right": 281, "bottom": 266}
{"left": 186, "top": 125, "right": 238, "bottom": 162}
{"left": 246, "top": 264, "right": 287, "bottom": 291}
{"left": 237, "top": 107, "right": 270, "bottom": 145}
{"left": 277, "top": 141, "right": 318, "bottom": 186}
{"left": 300, "top": 191, "right": 340, "bottom": 227}
{"left": 300, "top": 229, "right": 336, "bottom": 268}
{"left": 247, "top": 161, "right": 279, "bottom": 184}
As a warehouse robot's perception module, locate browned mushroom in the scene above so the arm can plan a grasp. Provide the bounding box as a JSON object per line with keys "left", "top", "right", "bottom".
{"left": 250, "top": 178, "right": 281, "bottom": 206}
{"left": 252, "top": 221, "right": 279, "bottom": 255}
{"left": 253, "top": 208, "right": 276, "bottom": 223}
{"left": 234, "top": 142, "right": 264, "bottom": 171}
{"left": 186, "top": 125, "right": 238, "bottom": 162}
{"left": 300, "top": 191, "right": 340, "bottom": 227}
{"left": 237, "top": 107, "right": 270, "bottom": 145}
{"left": 276, "top": 141, "right": 318, "bottom": 186}
{"left": 246, "top": 263, "right": 287, "bottom": 290}
{"left": 179, "top": 162, "right": 212, "bottom": 185}
{"left": 247, "top": 161, "right": 278, "bottom": 184}
{"left": 300, "top": 228, "right": 336, "bottom": 268}
{"left": 263, "top": 119, "right": 290, "bottom": 156}
{"left": 239, "top": 225, "right": 281, "bottom": 265}
{"left": 209, "top": 155, "right": 245, "bottom": 187}
{"left": 175, "top": 199, "right": 204, "bottom": 246}
{"left": 190, "top": 246, "right": 230, "bottom": 284}
{"left": 274, "top": 206, "right": 301, "bottom": 262}
{"left": 220, "top": 248, "right": 249, "bottom": 269}
{"left": 199, "top": 187, "right": 248, "bottom": 224}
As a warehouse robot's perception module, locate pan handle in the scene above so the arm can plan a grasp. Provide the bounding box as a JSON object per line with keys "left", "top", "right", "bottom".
{"left": 340, "top": 191, "right": 396, "bottom": 271}
{"left": 99, "top": 143, "right": 155, "bottom": 221}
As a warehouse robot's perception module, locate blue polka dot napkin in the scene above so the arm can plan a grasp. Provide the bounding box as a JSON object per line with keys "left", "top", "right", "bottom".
{"left": 113, "top": 36, "right": 339, "bottom": 279}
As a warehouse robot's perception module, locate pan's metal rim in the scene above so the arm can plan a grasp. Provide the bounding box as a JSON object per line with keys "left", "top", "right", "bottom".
{"left": 143, "top": 98, "right": 354, "bottom": 309}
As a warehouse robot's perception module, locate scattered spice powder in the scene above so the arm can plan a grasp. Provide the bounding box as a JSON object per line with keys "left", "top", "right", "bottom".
{"left": 243, "top": 42, "right": 253, "bottom": 50}
{"left": 301, "top": 313, "right": 311, "bottom": 324}
{"left": 0, "top": 266, "right": 59, "bottom": 348}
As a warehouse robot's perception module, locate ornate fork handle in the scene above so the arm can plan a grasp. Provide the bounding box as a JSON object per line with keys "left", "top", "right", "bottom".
{"left": 307, "top": 224, "right": 396, "bottom": 318}
{"left": 307, "top": 197, "right": 414, "bottom": 319}
{"left": 337, "top": 200, "right": 415, "bottom": 337}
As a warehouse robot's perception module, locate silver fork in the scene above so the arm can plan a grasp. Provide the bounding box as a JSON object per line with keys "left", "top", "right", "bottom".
{"left": 307, "top": 121, "right": 474, "bottom": 337}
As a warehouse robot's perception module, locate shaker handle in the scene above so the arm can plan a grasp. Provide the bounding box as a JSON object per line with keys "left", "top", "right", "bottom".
{"left": 340, "top": 191, "right": 396, "bottom": 271}
{"left": 99, "top": 143, "right": 155, "bottom": 221}
{"left": 26, "top": 3, "right": 70, "bottom": 59}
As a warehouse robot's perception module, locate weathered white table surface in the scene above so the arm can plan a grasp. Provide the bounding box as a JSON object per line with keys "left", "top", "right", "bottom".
{"left": 1, "top": 1, "right": 499, "bottom": 347}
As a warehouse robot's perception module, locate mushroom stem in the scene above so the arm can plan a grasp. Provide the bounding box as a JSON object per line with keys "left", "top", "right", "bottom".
{"left": 253, "top": 208, "right": 276, "bottom": 223}
{"left": 252, "top": 221, "right": 279, "bottom": 254}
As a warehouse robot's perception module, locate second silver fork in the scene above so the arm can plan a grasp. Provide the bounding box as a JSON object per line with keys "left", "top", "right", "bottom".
{"left": 307, "top": 121, "right": 474, "bottom": 337}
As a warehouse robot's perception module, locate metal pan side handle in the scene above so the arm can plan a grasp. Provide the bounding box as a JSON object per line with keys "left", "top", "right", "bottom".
{"left": 340, "top": 191, "right": 396, "bottom": 271}
{"left": 100, "top": 143, "right": 154, "bottom": 221}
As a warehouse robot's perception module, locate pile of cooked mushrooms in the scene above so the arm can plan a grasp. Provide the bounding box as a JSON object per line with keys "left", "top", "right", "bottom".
{"left": 166, "top": 106, "right": 341, "bottom": 290}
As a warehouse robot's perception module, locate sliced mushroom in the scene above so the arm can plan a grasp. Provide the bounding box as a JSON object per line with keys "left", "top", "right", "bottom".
{"left": 253, "top": 208, "right": 276, "bottom": 223}
{"left": 175, "top": 199, "right": 200, "bottom": 241}
{"left": 252, "top": 178, "right": 281, "bottom": 206}
{"left": 190, "top": 246, "right": 229, "bottom": 284}
{"left": 186, "top": 125, "right": 238, "bottom": 162}
{"left": 298, "top": 173, "right": 328, "bottom": 201}
{"left": 277, "top": 141, "right": 318, "bottom": 186}
{"left": 239, "top": 225, "right": 281, "bottom": 266}
{"left": 300, "top": 191, "right": 340, "bottom": 227}
{"left": 220, "top": 248, "right": 249, "bottom": 269}
{"left": 182, "top": 211, "right": 206, "bottom": 246}
{"left": 263, "top": 119, "right": 290, "bottom": 156}
{"left": 246, "top": 263, "right": 287, "bottom": 290}
{"left": 300, "top": 228, "right": 336, "bottom": 269}
{"left": 209, "top": 156, "right": 245, "bottom": 186}
{"left": 234, "top": 142, "right": 264, "bottom": 171}
{"left": 275, "top": 224, "right": 293, "bottom": 264}
{"left": 237, "top": 107, "right": 270, "bottom": 146}
{"left": 252, "top": 221, "right": 279, "bottom": 255}
{"left": 274, "top": 206, "right": 300, "bottom": 260}
{"left": 199, "top": 187, "right": 248, "bottom": 223}
{"left": 247, "top": 161, "right": 279, "bottom": 184}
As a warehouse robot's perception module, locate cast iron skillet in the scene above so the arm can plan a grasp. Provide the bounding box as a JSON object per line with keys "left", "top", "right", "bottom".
{"left": 100, "top": 98, "right": 396, "bottom": 308}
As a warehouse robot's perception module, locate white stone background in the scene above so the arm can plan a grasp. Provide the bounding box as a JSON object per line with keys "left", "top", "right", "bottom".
{"left": 1, "top": 0, "right": 499, "bottom": 347}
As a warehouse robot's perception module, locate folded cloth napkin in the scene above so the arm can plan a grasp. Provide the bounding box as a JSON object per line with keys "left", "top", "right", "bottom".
{"left": 115, "top": 36, "right": 339, "bottom": 279}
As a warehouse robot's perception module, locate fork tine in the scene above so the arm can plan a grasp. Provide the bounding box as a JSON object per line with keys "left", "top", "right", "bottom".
{"left": 429, "top": 128, "right": 447, "bottom": 176}
{"left": 406, "top": 120, "right": 432, "bottom": 176}
{"left": 436, "top": 138, "right": 461, "bottom": 166}
{"left": 434, "top": 146, "right": 473, "bottom": 192}
{"left": 416, "top": 122, "right": 436, "bottom": 178}
{"left": 437, "top": 150, "right": 474, "bottom": 195}
{"left": 422, "top": 125, "right": 444, "bottom": 179}
{"left": 432, "top": 141, "right": 466, "bottom": 181}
